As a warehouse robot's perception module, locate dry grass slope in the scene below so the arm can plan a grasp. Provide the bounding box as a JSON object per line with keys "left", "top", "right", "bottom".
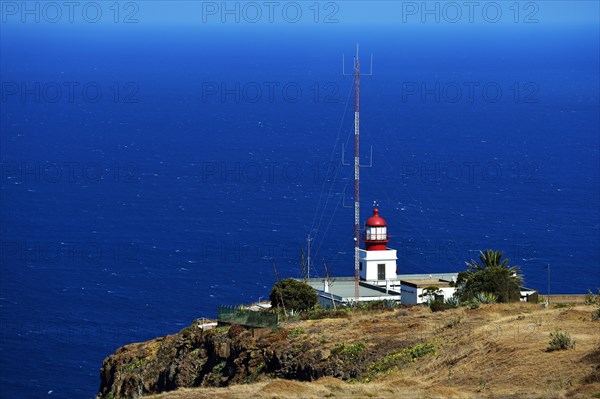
{"left": 148, "top": 303, "right": 600, "bottom": 399}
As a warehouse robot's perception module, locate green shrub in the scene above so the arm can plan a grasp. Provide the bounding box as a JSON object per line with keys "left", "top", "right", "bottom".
{"left": 368, "top": 343, "right": 435, "bottom": 376}
{"left": 419, "top": 286, "right": 443, "bottom": 304}
{"left": 585, "top": 288, "right": 600, "bottom": 323}
{"left": 305, "top": 307, "right": 350, "bottom": 320}
{"left": 407, "top": 343, "right": 436, "bottom": 358}
{"left": 122, "top": 358, "right": 144, "bottom": 373}
{"left": 270, "top": 278, "right": 317, "bottom": 312}
{"left": 333, "top": 341, "right": 366, "bottom": 362}
{"left": 585, "top": 289, "right": 600, "bottom": 305}
{"left": 212, "top": 326, "right": 231, "bottom": 335}
{"left": 360, "top": 300, "right": 398, "bottom": 311}
{"left": 289, "top": 327, "right": 306, "bottom": 338}
{"left": 547, "top": 330, "right": 575, "bottom": 351}
{"left": 245, "top": 362, "right": 266, "bottom": 384}
{"left": 206, "top": 361, "right": 228, "bottom": 386}
{"left": 212, "top": 361, "right": 226, "bottom": 374}
{"left": 465, "top": 299, "right": 480, "bottom": 309}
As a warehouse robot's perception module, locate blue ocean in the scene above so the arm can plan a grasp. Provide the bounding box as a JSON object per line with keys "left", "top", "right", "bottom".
{"left": 1, "top": 2, "right": 599, "bottom": 398}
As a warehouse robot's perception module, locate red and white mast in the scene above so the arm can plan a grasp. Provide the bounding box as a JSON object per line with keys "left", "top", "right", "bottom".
{"left": 343, "top": 44, "right": 372, "bottom": 303}
{"left": 352, "top": 45, "right": 361, "bottom": 302}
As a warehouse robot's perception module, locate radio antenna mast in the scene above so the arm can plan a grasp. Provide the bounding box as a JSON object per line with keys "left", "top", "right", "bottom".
{"left": 343, "top": 44, "right": 373, "bottom": 303}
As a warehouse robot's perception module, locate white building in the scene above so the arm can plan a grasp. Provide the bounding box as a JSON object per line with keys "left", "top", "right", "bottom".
{"left": 400, "top": 279, "right": 456, "bottom": 305}
{"left": 303, "top": 207, "right": 460, "bottom": 307}
{"left": 306, "top": 274, "right": 459, "bottom": 307}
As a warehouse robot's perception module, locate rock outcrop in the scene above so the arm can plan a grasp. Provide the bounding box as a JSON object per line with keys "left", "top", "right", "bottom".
{"left": 98, "top": 304, "right": 600, "bottom": 399}
{"left": 97, "top": 322, "right": 366, "bottom": 399}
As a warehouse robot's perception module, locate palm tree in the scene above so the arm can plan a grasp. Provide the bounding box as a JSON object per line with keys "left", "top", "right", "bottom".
{"left": 466, "top": 249, "right": 515, "bottom": 271}
{"left": 457, "top": 250, "right": 523, "bottom": 303}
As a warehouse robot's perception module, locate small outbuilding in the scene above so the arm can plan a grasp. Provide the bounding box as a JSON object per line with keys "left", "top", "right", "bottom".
{"left": 400, "top": 279, "right": 456, "bottom": 305}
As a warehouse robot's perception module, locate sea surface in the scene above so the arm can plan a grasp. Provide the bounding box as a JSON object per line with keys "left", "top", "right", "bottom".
{"left": 1, "top": 16, "right": 599, "bottom": 399}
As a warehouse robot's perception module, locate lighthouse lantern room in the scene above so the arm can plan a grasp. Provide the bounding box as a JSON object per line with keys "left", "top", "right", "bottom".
{"left": 359, "top": 208, "right": 398, "bottom": 281}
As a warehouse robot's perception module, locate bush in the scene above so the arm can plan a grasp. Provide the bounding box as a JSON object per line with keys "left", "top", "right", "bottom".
{"left": 592, "top": 306, "right": 600, "bottom": 321}
{"left": 368, "top": 343, "right": 435, "bottom": 376}
{"left": 585, "top": 290, "right": 600, "bottom": 321}
{"left": 289, "top": 327, "right": 305, "bottom": 338}
{"left": 333, "top": 341, "right": 366, "bottom": 362}
{"left": 269, "top": 278, "right": 317, "bottom": 312}
{"left": 430, "top": 300, "right": 454, "bottom": 312}
{"left": 585, "top": 289, "right": 600, "bottom": 305}
{"left": 304, "top": 307, "right": 351, "bottom": 320}
{"left": 465, "top": 299, "right": 480, "bottom": 309}
{"left": 547, "top": 330, "right": 575, "bottom": 351}
{"left": 365, "top": 299, "right": 398, "bottom": 310}
{"left": 419, "top": 286, "right": 443, "bottom": 304}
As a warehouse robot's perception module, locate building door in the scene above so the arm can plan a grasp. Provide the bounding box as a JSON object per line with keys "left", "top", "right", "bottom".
{"left": 378, "top": 264, "right": 385, "bottom": 280}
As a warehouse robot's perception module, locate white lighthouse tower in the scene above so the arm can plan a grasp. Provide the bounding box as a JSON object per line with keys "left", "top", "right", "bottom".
{"left": 358, "top": 208, "right": 398, "bottom": 282}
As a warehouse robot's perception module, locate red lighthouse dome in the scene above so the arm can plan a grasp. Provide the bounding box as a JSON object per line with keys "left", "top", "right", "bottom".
{"left": 365, "top": 208, "right": 387, "bottom": 227}
{"left": 363, "top": 208, "right": 390, "bottom": 250}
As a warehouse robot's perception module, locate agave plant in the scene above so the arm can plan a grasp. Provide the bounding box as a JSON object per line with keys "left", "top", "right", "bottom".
{"left": 475, "top": 292, "right": 498, "bottom": 304}
{"left": 383, "top": 299, "right": 398, "bottom": 309}
{"left": 445, "top": 296, "right": 461, "bottom": 307}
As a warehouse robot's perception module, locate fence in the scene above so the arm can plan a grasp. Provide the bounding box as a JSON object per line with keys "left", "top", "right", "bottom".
{"left": 217, "top": 306, "right": 279, "bottom": 329}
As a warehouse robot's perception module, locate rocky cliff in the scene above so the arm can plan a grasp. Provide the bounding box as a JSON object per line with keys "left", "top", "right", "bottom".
{"left": 98, "top": 304, "right": 600, "bottom": 399}
{"left": 97, "top": 318, "right": 388, "bottom": 399}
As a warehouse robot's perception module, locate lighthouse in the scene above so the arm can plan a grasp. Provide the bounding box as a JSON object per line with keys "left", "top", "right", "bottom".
{"left": 301, "top": 47, "right": 462, "bottom": 306}
{"left": 358, "top": 208, "right": 398, "bottom": 281}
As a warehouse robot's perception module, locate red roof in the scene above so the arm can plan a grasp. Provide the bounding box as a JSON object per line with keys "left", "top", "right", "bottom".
{"left": 365, "top": 208, "right": 387, "bottom": 227}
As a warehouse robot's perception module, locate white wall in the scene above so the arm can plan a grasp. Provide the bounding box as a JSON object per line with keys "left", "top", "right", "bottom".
{"left": 358, "top": 248, "right": 397, "bottom": 281}
{"left": 432, "top": 286, "right": 456, "bottom": 303}
{"left": 401, "top": 285, "right": 456, "bottom": 305}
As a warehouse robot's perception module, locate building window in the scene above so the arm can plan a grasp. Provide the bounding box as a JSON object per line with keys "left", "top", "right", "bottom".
{"left": 359, "top": 262, "right": 363, "bottom": 271}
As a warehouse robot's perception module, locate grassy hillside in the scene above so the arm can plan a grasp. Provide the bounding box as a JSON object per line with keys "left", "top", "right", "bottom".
{"left": 146, "top": 303, "right": 600, "bottom": 399}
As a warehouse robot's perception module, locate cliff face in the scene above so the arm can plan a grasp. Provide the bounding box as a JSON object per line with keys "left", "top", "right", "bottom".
{"left": 97, "top": 322, "right": 372, "bottom": 399}
{"left": 98, "top": 304, "right": 600, "bottom": 399}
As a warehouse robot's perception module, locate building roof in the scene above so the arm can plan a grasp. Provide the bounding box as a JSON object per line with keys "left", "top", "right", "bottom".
{"left": 365, "top": 208, "right": 387, "bottom": 227}
{"left": 395, "top": 273, "right": 459, "bottom": 282}
{"left": 401, "top": 279, "right": 453, "bottom": 288}
{"left": 303, "top": 273, "right": 460, "bottom": 301}
{"left": 305, "top": 278, "right": 399, "bottom": 300}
